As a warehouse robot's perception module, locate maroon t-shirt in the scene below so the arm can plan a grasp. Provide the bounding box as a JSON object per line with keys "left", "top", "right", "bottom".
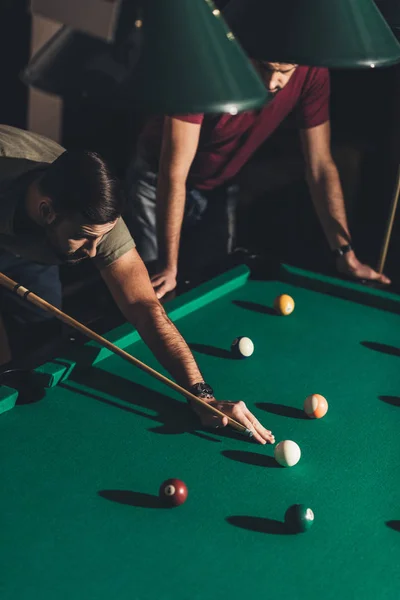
{"left": 139, "top": 66, "right": 330, "bottom": 191}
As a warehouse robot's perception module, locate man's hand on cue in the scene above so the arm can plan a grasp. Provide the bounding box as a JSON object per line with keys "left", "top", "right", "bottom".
{"left": 336, "top": 252, "right": 391, "bottom": 285}
{"left": 190, "top": 398, "right": 275, "bottom": 445}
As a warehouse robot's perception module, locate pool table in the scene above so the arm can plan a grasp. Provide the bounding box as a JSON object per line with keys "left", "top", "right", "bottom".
{"left": 1, "top": 263, "right": 400, "bottom": 600}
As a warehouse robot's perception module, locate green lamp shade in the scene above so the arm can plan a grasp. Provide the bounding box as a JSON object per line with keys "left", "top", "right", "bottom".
{"left": 131, "top": 0, "right": 267, "bottom": 113}
{"left": 22, "top": 0, "right": 268, "bottom": 115}
{"left": 223, "top": 0, "right": 400, "bottom": 68}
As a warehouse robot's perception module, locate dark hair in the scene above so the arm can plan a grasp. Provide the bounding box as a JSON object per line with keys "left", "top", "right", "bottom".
{"left": 38, "top": 150, "right": 124, "bottom": 224}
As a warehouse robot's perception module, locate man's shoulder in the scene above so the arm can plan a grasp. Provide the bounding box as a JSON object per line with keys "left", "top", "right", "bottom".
{"left": 297, "top": 65, "right": 330, "bottom": 91}
{"left": 292, "top": 66, "right": 330, "bottom": 129}
{"left": 93, "top": 217, "right": 135, "bottom": 270}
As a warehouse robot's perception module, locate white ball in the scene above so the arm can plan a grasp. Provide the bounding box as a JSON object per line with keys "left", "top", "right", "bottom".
{"left": 274, "top": 440, "right": 301, "bottom": 467}
{"left": 232, "top": 336, "right": 254, "bottom": 357}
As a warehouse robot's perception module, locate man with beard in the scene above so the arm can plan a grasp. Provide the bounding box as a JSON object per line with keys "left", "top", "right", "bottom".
{"left": 127, "top": 60, "right": 390, "bottom": 299}
{"left": 0, "top": 125, "right": 273, "bottom": 445}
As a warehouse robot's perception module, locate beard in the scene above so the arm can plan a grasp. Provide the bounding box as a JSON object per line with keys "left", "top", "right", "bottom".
{"left": 44, "top": 221, "right": 88, "bottom": 265}
{"left": 59, "top": 253, "right": 87, "bottom": 265}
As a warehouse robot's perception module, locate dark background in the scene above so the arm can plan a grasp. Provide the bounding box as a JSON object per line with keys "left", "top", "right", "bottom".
{"left": 0, "top": 0, "right": 399, "bottom": 342}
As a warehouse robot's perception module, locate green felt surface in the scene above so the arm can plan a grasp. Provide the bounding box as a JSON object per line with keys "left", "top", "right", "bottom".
{"left": 1, "top": 267, "right": 400, "bottom": 600}
{"left": 0, "top": 385, "right": 18, "bottom": 415}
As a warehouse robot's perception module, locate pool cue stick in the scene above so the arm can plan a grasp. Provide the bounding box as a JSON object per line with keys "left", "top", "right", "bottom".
{"left": 377, "top": 165, "right": 400, "bottom": 274}
{"left": 0, "top": 272, "right": 252, "bottom": 438}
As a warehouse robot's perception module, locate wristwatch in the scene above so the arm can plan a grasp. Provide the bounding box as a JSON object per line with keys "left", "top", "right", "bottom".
{"left": 189, "top": 382, "right": 214, "bottom": 400}
{"left": 332, "top": 243, "right": 353, "bottom": 258}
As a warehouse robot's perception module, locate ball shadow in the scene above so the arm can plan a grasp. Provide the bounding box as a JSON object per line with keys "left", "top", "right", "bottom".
{"left": 98, "top": 490, "right": 162, "bottom": 509}
{"left": 361, "top": 341, "right": 400, "bottom": 358}
{"left": 386, "top": 520, "right": 400, "bottom": 532}
{"left": 222, "top": 449, "right": 281, "bottom": 468}
{"left": 226, "top": 515, "right": 290, "bottom": 535}
{"left": 379, "top": 395, "right": 400, "bottom": 407}
{"left": 256, "top": 402, "right": 307, "bottom": 420}
{"left": 232, "top": 299, "right": 277, "bottom": 316}
{"left": 189, "top": 342, "right": 233, "bottom": 360}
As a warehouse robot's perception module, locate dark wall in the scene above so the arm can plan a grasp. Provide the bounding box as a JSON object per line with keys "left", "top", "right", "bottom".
{"left": 0, "top": 1, "right": 30, "bottom": 128}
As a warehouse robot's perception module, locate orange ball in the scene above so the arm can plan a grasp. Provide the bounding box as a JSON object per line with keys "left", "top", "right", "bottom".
{"left": 304, "top": 394, "right": 328, "bottom": 419}
{"left": 274, "top": 294, "right": 295, "bottom": 316}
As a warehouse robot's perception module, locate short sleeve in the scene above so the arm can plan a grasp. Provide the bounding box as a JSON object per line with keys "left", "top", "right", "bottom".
{"left": 92, "top": 217, "right": 135, "bottom": 270}
{"left": 296, "top": 68, "right": 330, "bottom": 129}
{"left": 171, "top": 114, "right": 205, "bottom": 125}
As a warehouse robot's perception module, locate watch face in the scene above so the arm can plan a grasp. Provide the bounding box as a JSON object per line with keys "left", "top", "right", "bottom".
{"left": 334, "top": 244, "right": 352, "bottom": 257}
{"left": 201, "top": 384, "right": 213, "bottom": 395}
{"left": 192, "top": 383, "right": 214, "bottom": 397}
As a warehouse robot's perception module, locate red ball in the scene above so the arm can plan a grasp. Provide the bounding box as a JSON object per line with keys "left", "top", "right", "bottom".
{"left": 159, "top": 478, "right": 188, "bottom": 507}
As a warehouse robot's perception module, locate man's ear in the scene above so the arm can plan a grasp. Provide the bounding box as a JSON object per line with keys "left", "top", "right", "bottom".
{"left": 39, "top": 198, "right": 56, "bottom": 225}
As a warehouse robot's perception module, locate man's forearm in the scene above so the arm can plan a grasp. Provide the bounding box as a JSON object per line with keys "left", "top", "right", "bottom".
{"left": 128, "top": 301, "right": 204, "bottom": 389}
{"left": 156, "top": 175, "right": 186, "bottom": 271}
{"left": 307, "top": 162, "right": 351, "bottom": 250}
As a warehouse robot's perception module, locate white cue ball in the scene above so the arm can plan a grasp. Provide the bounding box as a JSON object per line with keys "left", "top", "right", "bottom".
{"left": 274, "top": 440, "right": 301, "bottom": 467}
{"left": 231, "top": 336, "right": 254, "bottom": 358}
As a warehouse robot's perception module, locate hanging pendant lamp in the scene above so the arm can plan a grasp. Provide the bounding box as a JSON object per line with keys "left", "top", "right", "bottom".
{"left": 23, "top": 0, "right": 268, "bottom": 114}
{"left": 223, "top": 0, "right": 400, "bottom": 68}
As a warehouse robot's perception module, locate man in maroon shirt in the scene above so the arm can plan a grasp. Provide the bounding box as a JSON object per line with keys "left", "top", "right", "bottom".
{"left": 126, "top": 60, "right": 390, "bottom": 299}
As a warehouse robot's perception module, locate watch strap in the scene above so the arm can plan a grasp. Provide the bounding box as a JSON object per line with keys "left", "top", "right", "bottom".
{"left": 189, "top": 382, "right": 214, "bottom": 400}
{"left": 333, "top": 243, "right": 353, "bottom": 258}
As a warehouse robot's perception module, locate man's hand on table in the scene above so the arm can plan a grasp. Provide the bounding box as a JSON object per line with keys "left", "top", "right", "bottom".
{"left": 190, "top": 398, "right": 275, "bottom": 445}
{"left": 336, "top": 251, "right": 391, "bottom": 285}
{"left": 151, "top": 266, "right": 178, "bottom": 299}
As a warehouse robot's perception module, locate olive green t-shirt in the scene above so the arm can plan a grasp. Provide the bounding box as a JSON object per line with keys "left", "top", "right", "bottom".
{"left": 0, "top": 124, "right": 135, "bottom": 269}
